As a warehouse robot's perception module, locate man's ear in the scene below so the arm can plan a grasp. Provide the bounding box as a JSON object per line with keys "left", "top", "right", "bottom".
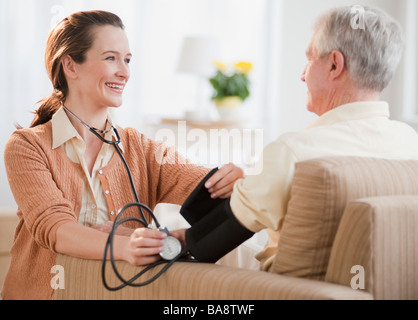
{"left": 328, "top": 50, "right": 345, "bottom": 80}
{"left": 61, "top": 55, "right": 78, "bottom": 80}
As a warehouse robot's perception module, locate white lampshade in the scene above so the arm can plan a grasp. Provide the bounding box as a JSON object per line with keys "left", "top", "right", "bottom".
{"left": 177, "top": 36, "right": 220, "bottom": 76}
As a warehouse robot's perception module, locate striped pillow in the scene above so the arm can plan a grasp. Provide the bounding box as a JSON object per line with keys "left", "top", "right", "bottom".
{"left": 271, "top": 157, "right": 418, "bottom": 280}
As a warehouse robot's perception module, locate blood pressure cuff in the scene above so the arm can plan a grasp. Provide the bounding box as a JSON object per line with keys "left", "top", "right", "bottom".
{"left": 180, "top": 168, "right": 224, "bottom": 225}
{"left": 180, "top": 168, "right": 254, "bottom": 263}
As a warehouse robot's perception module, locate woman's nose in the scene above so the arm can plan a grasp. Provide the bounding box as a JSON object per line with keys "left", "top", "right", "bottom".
{"left": 301, "top": 66, "right": 307, "bottom": 82}
{"left": 117, "top": 61, "right": 130, "bottom": 80}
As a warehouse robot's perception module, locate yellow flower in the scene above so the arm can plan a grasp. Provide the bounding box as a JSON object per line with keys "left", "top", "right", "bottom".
{"left": 213, "top": 61, "right": 227, "bottom": 71}
{"left": 234, "top": 61, "right": 253, "bottom": 74}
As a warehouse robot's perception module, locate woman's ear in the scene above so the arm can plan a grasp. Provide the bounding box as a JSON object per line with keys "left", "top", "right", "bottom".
{"left": 328, "top": 50, "right": 345, "bottom": 80}
{"left": 61, "top": 55, "right": 78, "bottom": 80}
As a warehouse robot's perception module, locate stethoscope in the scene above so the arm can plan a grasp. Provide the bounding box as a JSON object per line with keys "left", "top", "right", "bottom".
{"left": 63, "top": 106, "right": 188, "bottom": 290}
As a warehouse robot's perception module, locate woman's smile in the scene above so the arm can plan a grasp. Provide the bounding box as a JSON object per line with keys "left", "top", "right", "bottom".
{"left": 105, "top": 81, "right": 126, "bottom": 94}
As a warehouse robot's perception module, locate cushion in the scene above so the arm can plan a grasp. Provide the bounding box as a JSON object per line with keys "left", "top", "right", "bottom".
{"left": 271, "top": 157, "right": 418, "bottom": 280}
{"left": 55, "top": 254, "right": 373, "bottom": 300}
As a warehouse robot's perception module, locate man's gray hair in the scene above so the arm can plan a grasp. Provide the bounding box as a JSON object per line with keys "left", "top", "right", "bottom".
{"left": 314, "top": 6, "right": 404, "bottom": 92}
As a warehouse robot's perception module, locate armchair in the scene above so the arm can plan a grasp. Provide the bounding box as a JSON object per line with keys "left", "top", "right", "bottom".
{"left": 54, "top": 156, "right": 418, "bottom": 300}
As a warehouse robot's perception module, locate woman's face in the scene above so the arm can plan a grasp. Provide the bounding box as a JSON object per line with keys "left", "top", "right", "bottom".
{"left": 72, "top": 25, "right": 131, "bottom": 110}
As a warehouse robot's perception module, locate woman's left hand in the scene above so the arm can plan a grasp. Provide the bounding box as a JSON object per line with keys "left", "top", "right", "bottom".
{"left": 204, "top": 163, "right": 244, "bottom": 199}
{"left": 170, "top": 229, "right": 187, "bottom": 249}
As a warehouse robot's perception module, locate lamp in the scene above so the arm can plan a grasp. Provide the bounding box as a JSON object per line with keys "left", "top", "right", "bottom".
{"left": 177, "top": 36, "right": 220, "bottom": 120}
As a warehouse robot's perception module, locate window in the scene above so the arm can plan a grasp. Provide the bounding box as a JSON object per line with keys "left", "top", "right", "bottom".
{"left": 402, "top": 0, "right": 418, "bottom": 125}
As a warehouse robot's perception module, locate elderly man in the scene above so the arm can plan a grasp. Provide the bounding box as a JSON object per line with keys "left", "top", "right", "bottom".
{"left": 183, "top": 6, "right": 418, "bottom": 269}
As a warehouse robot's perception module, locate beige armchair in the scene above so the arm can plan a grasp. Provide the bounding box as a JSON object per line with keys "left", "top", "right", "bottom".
{"left": 54, "top": 157, "right": 418, "bottom": 300}
{"left": 2, "top": 157, "right": 417, "bottom": 300}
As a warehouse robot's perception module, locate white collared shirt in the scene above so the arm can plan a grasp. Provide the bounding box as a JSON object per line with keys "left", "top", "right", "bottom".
{"left": 52, "top": 107, "right": 123, "bottom": 226}
{"left": 230, "top": 101, "right": 418, "bottom": 270}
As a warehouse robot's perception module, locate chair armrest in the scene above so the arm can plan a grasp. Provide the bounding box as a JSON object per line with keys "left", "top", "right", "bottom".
{"left": 325, "top": 195, "right": 418, "bottom": 300}
{"left": 55, "top": 254, "right": 372, "bottom": 300}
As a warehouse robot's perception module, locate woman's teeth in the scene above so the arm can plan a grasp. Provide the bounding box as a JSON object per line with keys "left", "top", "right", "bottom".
{"left": 106, "top": 83, "right": 124, "bottom": 89}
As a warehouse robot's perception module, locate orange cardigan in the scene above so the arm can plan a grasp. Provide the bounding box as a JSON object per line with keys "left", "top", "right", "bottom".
{"left": 2, "top": 122, "right": 209, "bottom": 300}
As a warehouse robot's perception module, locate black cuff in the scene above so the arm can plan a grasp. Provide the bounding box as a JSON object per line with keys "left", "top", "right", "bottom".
{"left": 185, "top": 198, "right": 254, "bottom": 263}
{"left": 180, "top": 168, "right": 224, "bottom": 226}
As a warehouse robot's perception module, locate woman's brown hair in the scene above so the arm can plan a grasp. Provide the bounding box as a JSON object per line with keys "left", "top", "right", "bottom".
{"left": 30, "top": 10, "right": 124, "bottom": 128}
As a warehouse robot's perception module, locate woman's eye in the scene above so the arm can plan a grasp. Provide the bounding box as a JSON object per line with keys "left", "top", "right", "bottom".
{"left": 125, "top": 58, "right": 131, "bottom": 64}
{"left": 106, "top": 56, "right": 115, "bottom": 61}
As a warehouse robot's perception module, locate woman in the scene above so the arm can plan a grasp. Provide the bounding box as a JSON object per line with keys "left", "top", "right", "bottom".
{"left": 2, "top": 10, "right": 243, "bottom": 300}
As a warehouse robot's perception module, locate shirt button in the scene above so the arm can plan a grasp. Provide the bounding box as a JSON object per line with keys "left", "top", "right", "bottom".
{"left": 105, "top": 190, "right": 110, "bottom": 195}
{"left": 99, "top": 170, "right": 103, "bottom": 175}
{"left": 110, "top": 211, "right": 115, "bottom": 216}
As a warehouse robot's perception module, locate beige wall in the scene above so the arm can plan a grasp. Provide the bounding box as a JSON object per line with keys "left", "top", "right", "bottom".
{"left": 1, "top": 0, "right": 416, "bottom": 209}
{"left": 275, "top": 0, "right": 413, "bottom": 135}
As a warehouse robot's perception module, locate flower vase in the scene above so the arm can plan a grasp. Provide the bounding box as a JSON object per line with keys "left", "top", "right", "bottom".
{"left": 214, "top": 96, "right": 242, "bottom": 119}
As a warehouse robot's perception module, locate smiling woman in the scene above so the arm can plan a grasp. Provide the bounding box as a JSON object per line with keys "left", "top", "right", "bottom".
{"left": 61, "top": 24, "right": 132, "bottom": 130}
{"left": 1, "top": 10, "right": 244, "bottom": 299}
{"left": 30, "top": 11, "right": 127, "bottom": 128}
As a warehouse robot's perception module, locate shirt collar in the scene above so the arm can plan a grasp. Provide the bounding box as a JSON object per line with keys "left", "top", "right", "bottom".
{"left": 52, "top": 107, "right": 79, "bottom": 149}
{"left": 52, "top": 107, "right": 124, "bottom": 152}
{"left": 306, "top": 101, "right": 390, "bottom": 129}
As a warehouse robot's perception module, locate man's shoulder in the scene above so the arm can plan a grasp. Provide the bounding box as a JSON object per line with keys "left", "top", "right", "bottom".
{"left": 275, "top": 127, "right": 323, "bottom": 148}
{"left": 388, "top": 119, "right": 418, "bottom": 135}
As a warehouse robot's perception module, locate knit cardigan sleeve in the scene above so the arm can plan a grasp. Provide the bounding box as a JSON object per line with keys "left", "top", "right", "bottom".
{"left": 4, "top": 128, "right": 78, "bottom": 252}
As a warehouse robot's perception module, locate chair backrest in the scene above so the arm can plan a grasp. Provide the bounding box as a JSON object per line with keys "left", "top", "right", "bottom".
{"left": 325, "top": 195, "right": 418, "bottom": 300}
{"left": 271, "top": 157, "right": 418, "bottom": 281}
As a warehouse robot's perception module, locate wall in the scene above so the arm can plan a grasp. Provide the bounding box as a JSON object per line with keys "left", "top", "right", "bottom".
{"left": 0, "top": 0, "right": 416, "bottom": 210}
{"left": 274, "top": 0, "right": 410, "bottom": 136}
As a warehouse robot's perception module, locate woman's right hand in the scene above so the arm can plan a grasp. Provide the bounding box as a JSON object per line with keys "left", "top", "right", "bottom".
{"left": 122, "top": 227, "right": 167, "bottom": 266}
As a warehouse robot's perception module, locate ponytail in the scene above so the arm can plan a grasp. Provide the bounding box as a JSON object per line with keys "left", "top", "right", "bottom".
{"left": 30, "top": 90, "right": 65, "bottom": 128}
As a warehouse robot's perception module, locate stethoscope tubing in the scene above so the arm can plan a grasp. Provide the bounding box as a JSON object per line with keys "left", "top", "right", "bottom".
{"left": 63, "top": 106, "right": 188, "bottom": 289}
{"left": 89, "top": 126, "right": 190, "bottom": 290}
{"left": 102, "top": 202, "right": 186, "bottom": 290}
{"left": 89, "top": 126, "right": 160, "bottom": 227}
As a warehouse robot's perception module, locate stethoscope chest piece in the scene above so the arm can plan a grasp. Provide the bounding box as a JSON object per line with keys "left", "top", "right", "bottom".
{"left": 160, "top": 236, "right": 182, "bottom": 260}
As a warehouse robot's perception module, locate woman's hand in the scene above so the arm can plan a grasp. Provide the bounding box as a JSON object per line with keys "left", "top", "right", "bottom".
{"left": 170, "top": 228, "right": 187, "bottom": 249}
{"left": 122, "top": 227, "right": 167, "bottom": 266}
{"left": 56, "top": 223, "right": 166, "bottom": 266}
{"left": 204, "top": 163, "right": 244, "bottom": 199}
